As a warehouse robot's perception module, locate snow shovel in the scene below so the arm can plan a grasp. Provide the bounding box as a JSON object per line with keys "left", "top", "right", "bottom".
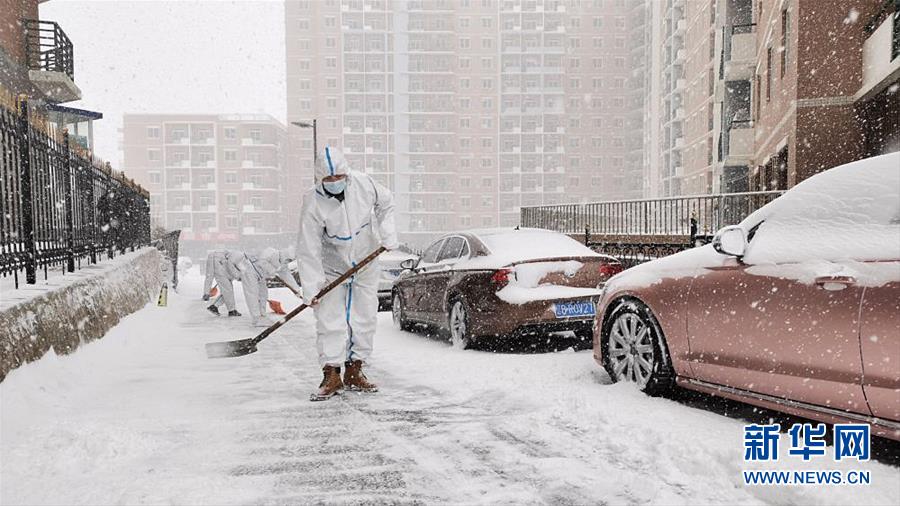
{"left": 267, "top": 282, "right": 302, "bottom": 315}
{"left": 205, "top": 246, "right": 387, "bottom": 359}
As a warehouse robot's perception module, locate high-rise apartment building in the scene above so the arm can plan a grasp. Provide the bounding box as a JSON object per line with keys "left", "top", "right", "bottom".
{"left": 642, "top": 0, "right": 688, "bottom": 198}
{"left": 285, "top": 0, "right": 646, "bottom": 247}
{"left": 122, "top": 114, "right": 291, "bottom": 256}
{"left": 647, "top": 0, "right": 899, "bottom": 196}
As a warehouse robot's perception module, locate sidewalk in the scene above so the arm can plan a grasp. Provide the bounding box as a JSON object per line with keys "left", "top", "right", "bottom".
{"left": 2, "top": 270, "right": 898, "bottom": 505}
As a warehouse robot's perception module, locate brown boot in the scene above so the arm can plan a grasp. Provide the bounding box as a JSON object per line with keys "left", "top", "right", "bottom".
{"left": 309, "top": 365, "right": 343, "bottom": 401}
{"left": 343, "top": 359, "right": 378, "bottom": 393}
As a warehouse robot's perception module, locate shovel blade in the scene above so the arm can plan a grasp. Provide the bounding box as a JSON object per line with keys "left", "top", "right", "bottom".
{"left": 205, "top": 338, "right": 258, "bottom": 359}
{"left": 268, "top": 299, "right": 286, "bottom": 315}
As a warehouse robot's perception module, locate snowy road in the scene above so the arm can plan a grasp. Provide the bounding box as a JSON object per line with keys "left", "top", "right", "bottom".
{"left": 2, "top": 270, "right": 899, "bottom": 505}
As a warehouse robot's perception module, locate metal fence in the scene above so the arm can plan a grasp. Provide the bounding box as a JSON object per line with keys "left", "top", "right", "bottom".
{"left": 521, "top": 191, "right": 784, "bottom": 268}
{"left": 520, "top": 191, "right": 783, "bottom": 238}
{"left": 1, "top": 97, "right": 151, "bottom": 288}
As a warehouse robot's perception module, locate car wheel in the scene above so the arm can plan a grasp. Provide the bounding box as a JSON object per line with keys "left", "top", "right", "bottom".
{"left": 392, "top": 291, "right": 412, "bottom": 331}
{"left": 448, "top": 298, "right": 472, "bottom": 350}
{"left": 601, "top": 299, "right": 674, "bottom": 396}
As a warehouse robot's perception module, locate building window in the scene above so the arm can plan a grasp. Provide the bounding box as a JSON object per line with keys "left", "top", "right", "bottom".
{"left": 766, "top": 47, "right": 773, "bottom": 101}
{"left": 147, "top": 149, "right": 160, "bottom": 161}
{"left": 147, "top": 126, "right": 160, "bottom": 139}
{"left": 225, "top": 172, "right": 238, "bottom": 184}
{"left": 149, "top": 171, "right": 161, "bottom": 184}
{"left": 225, "top": 216, "right": 238, "bottom": 228}
{"left": 224, "top": 150, "right": 236, "bottom": 161}
{"left": 755, "top": 74, "right": 761, "bottom": 118}
{"left": 224, "top": 127, "right": 236, "bottom": 139}
{"left": 781, "top": 9, "right": 789, "bottom": 77}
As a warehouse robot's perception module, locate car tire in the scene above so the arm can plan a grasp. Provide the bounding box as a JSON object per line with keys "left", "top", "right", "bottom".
{"left": 392, "top": 290, "right": 413, "bottom": 332}
{"left": 601, "top": 299, "right": 674, "bottom": 396}
{"left": 447, "top": 297, "right": 473, "bottom": 350}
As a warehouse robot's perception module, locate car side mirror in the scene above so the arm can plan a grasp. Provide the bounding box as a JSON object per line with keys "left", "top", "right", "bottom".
{"left": 400, "top": 258, "right": 417, "bottom": 270}
{"left": 712, "top": 225, "right": 747, "bottom": 258}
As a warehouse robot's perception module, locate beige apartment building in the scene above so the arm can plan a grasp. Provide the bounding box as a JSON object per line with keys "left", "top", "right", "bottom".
{"left": 647, "top": 0, "right": 899, "bottom": 197}
{"left": 121, "top": 114, "right": 292, "bottom": 256}
{"left": 285, "top": 0, "right": 647, "bottom": 247}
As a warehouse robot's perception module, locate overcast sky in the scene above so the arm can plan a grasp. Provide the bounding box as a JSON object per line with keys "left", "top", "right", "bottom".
{"left": 42, "top": 0, "right": 286, "bottom": 165}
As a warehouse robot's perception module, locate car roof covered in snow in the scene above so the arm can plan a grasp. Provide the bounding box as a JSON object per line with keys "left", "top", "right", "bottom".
{"left": 739, "top": 151, "right": 900, "bottom": 263}
{"left": 447, "top": 227, "right": 604, "bottom": 269}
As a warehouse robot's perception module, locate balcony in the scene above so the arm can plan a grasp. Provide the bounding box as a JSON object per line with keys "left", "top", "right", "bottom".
{"left": 725, "top": 24, "right": 757, "bottom": 82}
{"left": 725, "top": 123, "right": 755, "bottom": 165}
{"left": 24, "top": 20, "right": 81, "bottom": 103}
{"left": 857, "top": 10, "right": 900, "bottom": 102}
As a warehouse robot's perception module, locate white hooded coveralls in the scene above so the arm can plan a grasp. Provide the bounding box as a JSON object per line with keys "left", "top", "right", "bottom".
{"left": 297, "top": 147, "right": 398, "bottom": 368}
{"left": 203, "top": 249, "right": 243, "bottom": 312}
{"left": 239, "top": 247, "right": 301, "bottom": 322}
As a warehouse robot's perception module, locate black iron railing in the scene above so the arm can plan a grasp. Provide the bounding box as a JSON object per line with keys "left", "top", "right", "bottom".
{"left": 24, "top": 19, "right": 74, "bottom": 79}
{"left": 521, "top": 191, "right": 782, "bottom": 237}
{"left": 520, "top": 190, "right": 783, "bottom": 268}
{"left": 1, "top": 97, "right": 151, "bottom": 288}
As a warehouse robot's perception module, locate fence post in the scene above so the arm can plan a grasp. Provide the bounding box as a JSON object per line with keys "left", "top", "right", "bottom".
{"left": 63, "top": 130, "right": 75, "bottom": 272}
{"left": 88, "top": 161, "right": 97, "bottom": 264}
{"left": 17, "top": 98, "right": 37, "bottom": 284}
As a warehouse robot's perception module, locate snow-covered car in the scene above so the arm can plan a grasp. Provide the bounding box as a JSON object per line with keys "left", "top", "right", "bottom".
{"left": 378, "top": 250, "right": 419, "bottom": 310}
{"left": 593, "top": 152, "right": 900, "bottom": 441}
{"left": 392, "top": 228, "right": 623, "bottom": 348}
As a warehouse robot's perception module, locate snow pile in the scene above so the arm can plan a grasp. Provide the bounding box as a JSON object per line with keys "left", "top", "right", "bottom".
{"left": 0, "top": 248, "right": 163, "bottom": 381}
{"left": 497, "top": 260, "right": 602, "bottom": 305}
{"left": 514, "top": 260, "right": 583, "bottom": 287}
{"left": 741, "top": 152, "right": 900, "bottom": 265}
{"left": 497, "top": 284, "right": 603, "bottom": 305}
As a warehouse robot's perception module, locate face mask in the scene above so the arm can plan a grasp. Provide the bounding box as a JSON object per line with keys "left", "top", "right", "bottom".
{"left": 323, "top": 178, "right": 347, "bottom": 195}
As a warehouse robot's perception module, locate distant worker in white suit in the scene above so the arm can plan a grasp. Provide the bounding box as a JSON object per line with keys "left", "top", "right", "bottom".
{"left": 297, "top": 146, "right": 398, "bottom": 401}
{"left": 202, "top": 249, "right": 243, "bottom": 317}
{"left": 239, "top": 247, "right": 302, "bottom": 327}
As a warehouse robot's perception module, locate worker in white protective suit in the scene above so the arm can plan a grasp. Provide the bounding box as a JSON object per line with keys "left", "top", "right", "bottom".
{"left": 239, "top": 247, "right": 302, "bottom": 327}
{"left": 297, "top": 146, "right": 398, "bottom": 401}
{"left": 202, "top": 249, "right": 243, "bottom": 317}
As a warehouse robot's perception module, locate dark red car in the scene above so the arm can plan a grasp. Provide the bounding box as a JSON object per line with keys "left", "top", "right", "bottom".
{"left": 392, "top": 228, "right": 622, "bottom": 348}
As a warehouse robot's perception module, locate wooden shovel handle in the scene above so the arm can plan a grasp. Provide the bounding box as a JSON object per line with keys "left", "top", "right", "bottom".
{"left": 250, "top": 246, "right": 387, "bottom": 345}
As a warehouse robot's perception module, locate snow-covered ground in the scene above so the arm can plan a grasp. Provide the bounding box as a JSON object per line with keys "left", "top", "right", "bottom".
{"left": 2, "top": 268, "right": 898, "bottom": 505}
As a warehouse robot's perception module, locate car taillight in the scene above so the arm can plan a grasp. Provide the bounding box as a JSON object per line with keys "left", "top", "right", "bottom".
{"left": 491, "top": 268, "right": 513, "bottom": 287}
{"left": 598, "top": 262, "right": 624, "bottom": 278}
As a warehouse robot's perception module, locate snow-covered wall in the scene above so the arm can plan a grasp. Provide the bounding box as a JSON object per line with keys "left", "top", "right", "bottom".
{"left": 0, "top": 248, "right": 163, "bottom": 382}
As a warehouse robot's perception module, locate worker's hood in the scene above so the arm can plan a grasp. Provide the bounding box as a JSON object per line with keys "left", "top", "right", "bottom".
{"left": 315, "top": 146, "right": 350, "bottom": 182}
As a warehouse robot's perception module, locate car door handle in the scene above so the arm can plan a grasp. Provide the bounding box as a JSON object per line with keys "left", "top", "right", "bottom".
{"left": 814, "top": 275, "right": 856, "bottom": 290}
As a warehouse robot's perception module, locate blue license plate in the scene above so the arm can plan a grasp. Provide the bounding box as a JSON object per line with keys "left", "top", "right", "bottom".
{"left": 553, "top": 300, "right": 596, "bottom": 319}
